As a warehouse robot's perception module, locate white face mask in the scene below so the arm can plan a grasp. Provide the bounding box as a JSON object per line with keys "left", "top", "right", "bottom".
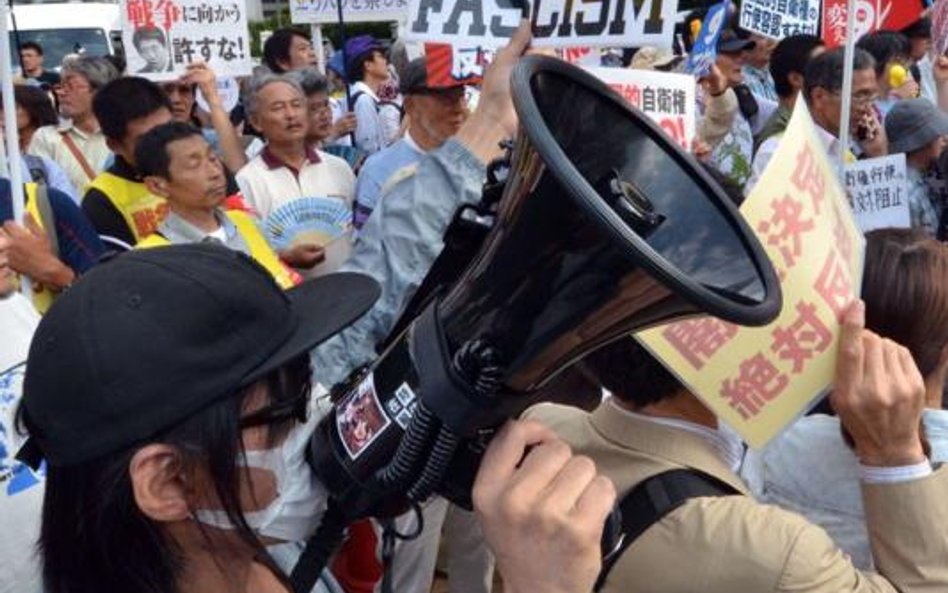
{"left": 194, "top": 397, "right": 329, "bottom": 542}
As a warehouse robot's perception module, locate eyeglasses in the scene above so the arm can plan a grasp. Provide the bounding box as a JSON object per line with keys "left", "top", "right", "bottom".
{"left": 239, "top": 380, "right": 311, "bottom": 430}
{"left": 162, "top": 83, "right": 195, "bottom": 95}
{"left": 55, "top": 79, "right": 91, "bottom": 94}
{"left": 828, "top": 89, "right": 879, "bottom": 106}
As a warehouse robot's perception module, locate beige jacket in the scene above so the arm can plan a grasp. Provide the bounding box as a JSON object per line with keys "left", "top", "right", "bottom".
{"left": 524, "top": 401, "right": 948, "bottom": 593}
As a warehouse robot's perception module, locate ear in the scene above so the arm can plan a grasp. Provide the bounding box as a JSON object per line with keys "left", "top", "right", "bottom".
{"left": 143, "top": 175, "right": 171, "bottom": 199}
{"left": 129, "top": 444, "right": 192, "bottom": 523}
{"left": 248, "top": 111, "right": 261, "bottom": 133}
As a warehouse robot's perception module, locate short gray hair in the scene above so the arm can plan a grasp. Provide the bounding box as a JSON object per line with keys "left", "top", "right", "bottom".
{"left": 60, "top": 56, "right": 119, "bottom": 90}
{"left": 296, "top": 67, "right": 329, "bottom": 97}
{"left": 804, "top": 47, "right": 876, "bottom": 101}
{"left": 244, "top": 72, "right": 304, "bottom": 116}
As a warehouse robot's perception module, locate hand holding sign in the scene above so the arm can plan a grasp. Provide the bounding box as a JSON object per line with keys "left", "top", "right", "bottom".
{"left": 832, "top": 300, "right": 927, "bottom": 468}
{"left": 455, "top": 20, "right": 532, "bottom": 163}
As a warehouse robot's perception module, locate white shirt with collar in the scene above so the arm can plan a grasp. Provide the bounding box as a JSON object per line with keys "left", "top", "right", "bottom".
{"left": 27, "top": 121, "right": 110, "bottom": 193}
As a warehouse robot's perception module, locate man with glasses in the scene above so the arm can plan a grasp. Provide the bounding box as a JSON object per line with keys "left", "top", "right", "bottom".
{"left": 747, "top": 47, "right": 886, "bottom": 193}
{"left": 353, "top": 57, "right": 469, "bottom": 230}
{"left": 28, "top": 56, "right": 119, "bottom": 193}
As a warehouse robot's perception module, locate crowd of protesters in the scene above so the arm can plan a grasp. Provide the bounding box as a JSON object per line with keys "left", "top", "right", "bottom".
{"left": 2, "top": 2, "right": 948, "bottom": 593}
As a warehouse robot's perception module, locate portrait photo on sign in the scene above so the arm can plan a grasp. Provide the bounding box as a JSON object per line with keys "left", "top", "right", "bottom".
{"left": 336, "top": 375, "right": 390, "bottom": 459}
{"left": 132, "top": 26, "right": 173, "bottom": 73}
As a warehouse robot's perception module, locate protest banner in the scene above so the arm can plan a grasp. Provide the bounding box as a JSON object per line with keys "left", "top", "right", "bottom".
{"left": 822, "top": 0, "right": 924, "bottom": 49}
{"left": 933, "top": 0, "right": 948, "bottom": 57}
{"left": 738, "top": 0, "right": 820, "bottom": 40}
{"left": 121, "top": 0, "right": 253, "bottom": 81}
{"left": 686, "top": 1, "right": 727, "bottom": 78}
{"left": 562, "top": 46, "right": 601, "bottom": 66}
{"left": 424, "top": 43, "right": 491, "bottom": 87}
{"left": 636, "top": 100, "right": 865, "bottom": 449}
{"left": 290, "top": 0, "right": 408, "bottom": 24}
{"left": 406, "top": 0, "right": 677, "bottom": 49}
{"left": 844, "top": 154, "right": 910, "bottom": 233}
{"left": 586, "top": 67, "right": 695, "bottom": 150}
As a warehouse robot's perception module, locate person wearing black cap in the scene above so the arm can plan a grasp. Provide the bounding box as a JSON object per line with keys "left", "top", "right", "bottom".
{"left": 345, "top": 35, "right": 394, "bottom": 155}
{"left": 353, "top": 57, "right": 468, "bottom": 230}
{"left": 15, "top": 244, "right": 615, "bottom": 593}
{"left": 703, "top": 30, "right": 759, "bottom": 188}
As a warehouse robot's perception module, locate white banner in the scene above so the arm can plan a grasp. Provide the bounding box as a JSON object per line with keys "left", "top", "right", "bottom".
{"left": 406, "top": 0, "right": 676, "bottom": 49}
{"left": 585, "top": 67, "right": 696, "bottom": 151}
{"left": 290, "top": 0, "right": 408, "bottom": 25}
{"left": 844, "top": 154, "right": 911, "bottom": 233}
{"left": 121, "top": 0, "right": 253, "bottom": 81}
{"left": 738, "top": 0, "right": 820, "bottom": 40}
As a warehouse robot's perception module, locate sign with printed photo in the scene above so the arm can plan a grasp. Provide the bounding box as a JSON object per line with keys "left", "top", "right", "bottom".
{"left": 121, "top": 0, "right": 253, "bottom": 81}
{"left": 406, "top": 0, "right": 677, "bottom": 49}
{"left": 586, "top": 67, "right": 696, "bottom": 151}
{"left": 844, "top": 154, "right": 910, "bottom": 233}
{"left": 290, "top": 0, "right": 409, "bottom": 24}
{"left": 636, "top": 100, "right": 865, "bottom": 449}
{"left": 738, "top": 0, "right": 820, "bottom": 40}
{"left": 336, "top": 373, "right": 390, "bottom": 459}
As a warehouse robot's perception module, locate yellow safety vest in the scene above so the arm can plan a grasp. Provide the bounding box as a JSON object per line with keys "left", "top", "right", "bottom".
{"left": 20, "top": 183, "right": 56, "bottom": 314}
{"left": 137, "top": 210, "right": 298, "bottom": 290}
{"left": 87, "top": 172, "right": 168, "bottom": 244}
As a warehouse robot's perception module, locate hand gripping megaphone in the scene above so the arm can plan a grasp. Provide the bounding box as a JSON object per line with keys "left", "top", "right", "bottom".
{"left": 294, "top": 55, "right": 782, "bottom": 589}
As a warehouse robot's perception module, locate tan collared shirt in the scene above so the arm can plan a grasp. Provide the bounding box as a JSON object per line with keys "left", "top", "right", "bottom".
{"left": 28, "top": 122, "right": 111, "bottom": 194}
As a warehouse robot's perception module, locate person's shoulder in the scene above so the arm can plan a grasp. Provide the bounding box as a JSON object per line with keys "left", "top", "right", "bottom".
{"left": 236, "top": 155, "right": 268, "bottom": 179}
{"left": 29, "top": 124, "right": 60, "bottom": 146}
{"left": 317, "top": 149, "right": 355, "bottom": 174}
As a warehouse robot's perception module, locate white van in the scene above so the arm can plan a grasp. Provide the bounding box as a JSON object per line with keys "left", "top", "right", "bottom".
{"left": 8, "top": 1, "right": 123, "bottom": 71}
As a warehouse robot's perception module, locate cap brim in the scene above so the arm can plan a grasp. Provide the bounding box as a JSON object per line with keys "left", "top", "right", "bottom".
{"left": 240, "top": 272, "right": 380, "bottom": 386}
{"left": 718, "top": 40, "right": 756, "bottom": 53}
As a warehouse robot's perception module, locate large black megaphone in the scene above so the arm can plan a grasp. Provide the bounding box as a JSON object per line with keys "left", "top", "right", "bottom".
{"left": 307, "top": 54, "right": 782, "bottom": 527}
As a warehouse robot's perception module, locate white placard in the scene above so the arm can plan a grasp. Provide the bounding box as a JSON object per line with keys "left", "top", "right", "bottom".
{"left": 290, "top": 0, "right": 408, "bottom": 25}
{"left": 121, "top": 0, "right": 253, "bottom": 81}
{"left": 196, "top": 76, "right": 240, "bottom": 113}
{"left": 406, "top": 0, "right": 676, "bottom": 49}
{"left": 585, "top": 67, "right": 696, "bottom": 151}
{"left": 739, "top": 0, "right": 820, "bottom": 40}
{"left": 844, "top": 154, "right": 911, "bottom": 233}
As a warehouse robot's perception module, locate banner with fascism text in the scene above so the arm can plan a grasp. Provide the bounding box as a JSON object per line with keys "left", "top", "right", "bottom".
{"left": 121, "top": 0, "right": 253, "bottom": 81}
{"left": 636, "top": 100, "right": 865, "bottom": 449}
{"left": 406, "top": 0, "right": 676, "bottom": 49}
{"left": 290, "top": 0, "right": 408, "bottom": 25}
{"left": 586, "top": 67, "right": 695, "bottom": 151}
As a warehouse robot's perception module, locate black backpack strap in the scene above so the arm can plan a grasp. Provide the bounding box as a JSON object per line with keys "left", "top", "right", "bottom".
{"left": 349, "top": 90, "right": 371, "bottom": 112}
{"left": 594, "top": 469, "right": 741, "bottom": 592}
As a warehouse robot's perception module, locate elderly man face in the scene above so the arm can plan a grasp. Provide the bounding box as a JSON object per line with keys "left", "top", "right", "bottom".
{"left": 56, "top": 72, "right": 95, "bottom": 120}
{"left": 250, "top": 81, "right": 307, "bottom": 146}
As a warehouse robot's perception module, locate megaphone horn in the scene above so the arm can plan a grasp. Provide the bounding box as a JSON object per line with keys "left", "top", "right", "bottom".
{"left": 309, "top": 54, "right": 781, "bottom": 519}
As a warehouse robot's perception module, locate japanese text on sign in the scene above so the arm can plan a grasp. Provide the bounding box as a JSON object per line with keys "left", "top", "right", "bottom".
{"left": 406, "top": 0, "right": 677, "bottom": 49}
{"left": 844, "top": 154, "right": 910, "bottom": 233}
{"left": 290, "top": 0, "right": 408, "bottom": 25}
{"left": 636, "top": 100, "right": 865, "bottom": 448}
{"left": 586, "top": 67, "right": 695, "bottom": 151}
{"left": 122, "top": 0, "right": 253, "bottom": 81}
{"left": 738, "top": 0, "right": 819, "bottom": 40}
{"left": 822, "top": 0, "right": 924, "bottom": 49}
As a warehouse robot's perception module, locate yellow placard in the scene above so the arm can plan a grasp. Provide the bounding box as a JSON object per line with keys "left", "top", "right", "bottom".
{"left": 636, "top": 100, "right": 865, "bottom": 449}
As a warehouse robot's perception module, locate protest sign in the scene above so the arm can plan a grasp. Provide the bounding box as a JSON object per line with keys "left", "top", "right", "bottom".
{"left": 195, "top": 76, "right": 240, "bottom": 113}
{"left": 406, "top": 0, "right": 677, "bottom": 49}
{"left": 424, "top": 43, "right": 490, "bottom": 87}
{"left": 290, "top": 0, "right": 408, "bottom": 25}
{"left": 562, "top": 46, "right": 601, "bottom": 66}
{"left": 121, "top": 0, "right": 252, "bottom": 81}
{"left": 686, "top": 1, "right": 727, "bottom": 78}
{"left": 636, "top": 100, "right": 865, "bottom": 449}
{"left": 586, "top": 67, "right": 695, "bottom": 150}
{"left": 844, "top": 154, "right": 910, "bottom": 233}
{"left": 738, "top": 0, "right": 819, "bottom": 40}
{"left": 822, "top": 0, "right": 924, "bottom": 49}
{"left": 933, "top": 0, "right": 948, "bottom": 57}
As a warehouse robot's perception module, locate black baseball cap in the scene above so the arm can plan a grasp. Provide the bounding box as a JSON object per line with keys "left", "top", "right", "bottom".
{"left": 718, "top": 29, "right": 756, "bottom": 54}
{"left": 399, "top": 57, "right": 466, "bottom": 95}
{"left": 18, "top": 244, "right": 379, "bottom": 468}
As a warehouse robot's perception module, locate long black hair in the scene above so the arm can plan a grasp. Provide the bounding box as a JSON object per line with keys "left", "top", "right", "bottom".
{"left": 28, "top": 354, "right": 312, "bottom": 593}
